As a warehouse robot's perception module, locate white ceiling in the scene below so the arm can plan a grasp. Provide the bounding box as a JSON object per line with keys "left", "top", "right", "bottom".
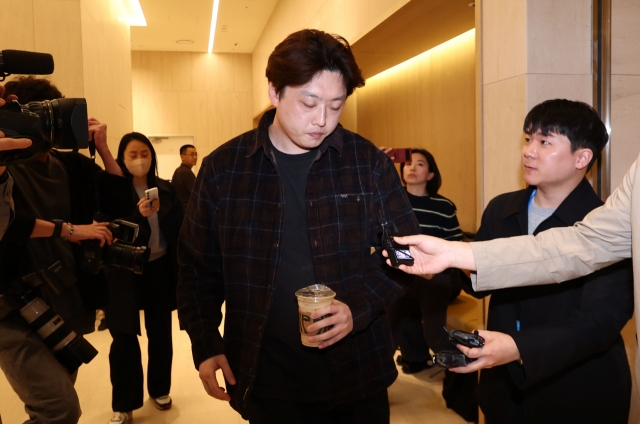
{"left": 130, "top": 0, "right": 279, "bottom": 53}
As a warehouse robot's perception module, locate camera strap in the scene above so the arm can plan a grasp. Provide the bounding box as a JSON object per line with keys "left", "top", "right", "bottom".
{"left": 21, "top": 260, "right": 77, "bottom": 295}
{"left": 86, "top": 139, "right": 104, "bottom": 219}
{"left": 88, "top": 139, "right": 96, "bottom": 161}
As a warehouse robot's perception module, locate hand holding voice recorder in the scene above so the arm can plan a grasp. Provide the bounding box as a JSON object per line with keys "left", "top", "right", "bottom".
{"left": 433, "top": 328, "right": 485, "bottom": 368}
{"left": 381, "top": 222, "right": 414, "bottom": 267}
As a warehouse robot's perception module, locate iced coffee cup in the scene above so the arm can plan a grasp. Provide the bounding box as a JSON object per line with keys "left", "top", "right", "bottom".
{"left": 295, "top": 284, "right": 336, "bottom": 347}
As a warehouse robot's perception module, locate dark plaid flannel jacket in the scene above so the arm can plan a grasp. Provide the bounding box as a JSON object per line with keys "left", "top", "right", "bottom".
{"left": 177, "top": 108, "right": 419, "bottom": 415}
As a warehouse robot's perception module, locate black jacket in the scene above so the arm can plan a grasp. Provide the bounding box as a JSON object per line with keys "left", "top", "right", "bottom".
{"left": 171, "top": 163, "right": 196, "bottom": 209}
{"left": 104, "top": 177, "right": 184, "bottom": 335}
{"left": 0, "top": 150, "right": 131, "bottom": 332}
{"left": 462, "top": 179, "right": 633, "bottom": 424}
{"left": 177, "top": 109, "right": 419, "bottom": 416}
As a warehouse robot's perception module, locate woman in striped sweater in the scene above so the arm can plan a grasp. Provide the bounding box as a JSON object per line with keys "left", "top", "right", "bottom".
{"left": 388, "top": 149, "right": 475, "bottom": 420}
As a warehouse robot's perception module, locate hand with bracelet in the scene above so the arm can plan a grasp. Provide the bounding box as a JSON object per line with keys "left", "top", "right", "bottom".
{"left": 31, "top": 219, "right": 113, "bottom": 246}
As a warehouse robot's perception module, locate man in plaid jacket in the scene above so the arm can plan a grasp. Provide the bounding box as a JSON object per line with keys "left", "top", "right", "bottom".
{"left": 177, "top": 29, "right": 419, "bottom": 424}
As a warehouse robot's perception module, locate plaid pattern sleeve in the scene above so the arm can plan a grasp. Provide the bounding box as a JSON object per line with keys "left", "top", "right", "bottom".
{"left": 331, "top": 143, "right": 420, "bottom": 333}
{"left": 177, "top": 150, "right": 227, "bottom": 369}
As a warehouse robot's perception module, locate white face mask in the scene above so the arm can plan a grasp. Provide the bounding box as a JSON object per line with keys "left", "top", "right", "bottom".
{"left": 125, "top": 158, "right": 152, "bottom": 177}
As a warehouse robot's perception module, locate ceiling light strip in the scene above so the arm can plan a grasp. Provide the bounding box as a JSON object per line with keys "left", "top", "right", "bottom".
{"left": 208, "top": 0, "right": 221, "bottom": 53}
{"left": 123, "top": 0, "right": 147, "bottom": 26}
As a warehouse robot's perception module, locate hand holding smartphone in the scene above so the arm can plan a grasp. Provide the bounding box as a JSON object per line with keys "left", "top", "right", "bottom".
{"left": 385, "top": 148, "right": 412, "bottom": 163}
{"left": 144, "top": 187, "right": 159, "bottom": 210}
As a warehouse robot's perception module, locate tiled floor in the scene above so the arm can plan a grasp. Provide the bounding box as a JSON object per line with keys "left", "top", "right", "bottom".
{"left": 0, "top": 310, "right": 468, "bottom": 424}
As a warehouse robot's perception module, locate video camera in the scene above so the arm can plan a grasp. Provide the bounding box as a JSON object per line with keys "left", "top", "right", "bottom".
{"left": 0, "top": 49, "right": 88, "bottom": 165}
{"left": 80, "top": 219, "right": 151, "bottom": 275}
{"left": 0, "top": 261, "right": 98, "bottom": 373}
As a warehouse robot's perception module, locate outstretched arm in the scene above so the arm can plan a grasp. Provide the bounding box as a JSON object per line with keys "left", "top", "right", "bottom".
{"left": 383, "top": 235, "right": 476, "bottom": 274}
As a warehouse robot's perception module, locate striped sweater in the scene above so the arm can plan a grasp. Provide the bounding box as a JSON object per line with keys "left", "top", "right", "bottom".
{"left": 406, "top": 191, "right": 463, "bottom": 240}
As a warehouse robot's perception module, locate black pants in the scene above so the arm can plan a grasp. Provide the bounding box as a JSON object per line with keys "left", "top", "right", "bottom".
{"left": 108, "top": 257, "right": 174, "bottom": 412}
{"left": 387, "top": 273, "right": 453, "bottom": 361}
{"left": 248, "top": 390, "right": 390, "bottom": 424}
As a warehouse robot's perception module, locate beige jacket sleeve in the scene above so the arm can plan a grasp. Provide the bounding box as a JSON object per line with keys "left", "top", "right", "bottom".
{"left": 469, "top": 153, "right": 638, "bottom": 292}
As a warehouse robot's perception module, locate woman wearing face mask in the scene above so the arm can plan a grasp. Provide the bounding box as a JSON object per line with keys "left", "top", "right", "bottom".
{"left": 104, "top": 132, "right": 184, "bottom": 424}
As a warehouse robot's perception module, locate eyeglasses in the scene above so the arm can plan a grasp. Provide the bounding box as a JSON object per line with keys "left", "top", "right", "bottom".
{"left": 183, "top": 153, "right": 197, "bottom": 157}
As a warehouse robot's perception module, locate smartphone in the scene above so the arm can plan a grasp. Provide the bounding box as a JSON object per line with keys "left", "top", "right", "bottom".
{"left": 386, "top": 148, "right": 412, "bottom": 163}
{"left": 144, "top": 187, "right": 159, "bottom": 209}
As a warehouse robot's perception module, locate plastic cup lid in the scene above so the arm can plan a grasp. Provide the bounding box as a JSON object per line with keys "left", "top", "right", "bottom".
{"left": 295, "top": 284, "right": 336, "bottom": 302}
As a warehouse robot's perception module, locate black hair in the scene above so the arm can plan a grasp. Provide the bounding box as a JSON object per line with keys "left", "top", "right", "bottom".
{"left": 400, "top": 148, "right": 442, "bottom": 195}
{"left": 523, "top": 99, "right": 608, "bottom": 171}
{"left": 179, "top": 144, "right": 195, "bottom": 155}
{"left": 2, "top": 76, "right": 63, "bottom": 102}
{"left": 116, "top": 132, "right": 159, "bottom": 187}
{"left": 266, "top": 29, "right": 365, "bottom": 98}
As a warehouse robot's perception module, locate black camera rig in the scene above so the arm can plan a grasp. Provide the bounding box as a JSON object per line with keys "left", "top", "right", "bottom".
{"left": 0, "top": 261, "right": 98, "bottom": 373}
{"left": 0, "top": 49, "right": 88, "bottom": 165}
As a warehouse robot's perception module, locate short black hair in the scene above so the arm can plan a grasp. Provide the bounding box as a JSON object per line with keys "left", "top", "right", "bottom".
{"left": 400, "top": 148, "right": 442, "bottom": 195}
{"left": 266, "top": 29, "right": 365, "bottom": 98}
{"left": 180, "top": 144, "right": 195, "bottom": 155}
{"left": 523, "top": 99, "right": 608, "bottom": 171}
{"left": 2, "top": 76, "right": 63, "bottom": 102}
{"left": 116, "top": 132, "right": 159, "bottom": 187}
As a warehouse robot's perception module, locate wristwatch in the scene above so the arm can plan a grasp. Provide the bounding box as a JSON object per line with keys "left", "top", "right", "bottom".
{"left": 52, "top": 219, "right": 64, "bottom": 238}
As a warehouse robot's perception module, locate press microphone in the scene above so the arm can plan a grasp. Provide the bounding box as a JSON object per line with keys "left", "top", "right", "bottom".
{"left": 0, "top": 50, "right": 54, "bottom": 80}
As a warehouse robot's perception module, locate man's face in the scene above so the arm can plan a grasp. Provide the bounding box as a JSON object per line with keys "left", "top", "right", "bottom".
{"left": 268, "top": 70, "right": 347, "bottom": 154}
{"left": 181, "top": 147, "right": 197, "bottom": 167}
{"left": 521, "top": 130, "right": 588, "bottom": 189}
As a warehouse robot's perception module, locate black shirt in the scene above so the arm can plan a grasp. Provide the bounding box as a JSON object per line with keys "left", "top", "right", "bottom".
{"left": 252, "top": 145, "right": 332, "bottom": 401}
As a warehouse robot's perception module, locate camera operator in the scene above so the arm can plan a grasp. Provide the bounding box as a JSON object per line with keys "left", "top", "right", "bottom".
{"left": 0, "top": 76, "right": 131, "bottom": 424}
{"left": 0, "top": 84, "right": 31, "bottom": 241}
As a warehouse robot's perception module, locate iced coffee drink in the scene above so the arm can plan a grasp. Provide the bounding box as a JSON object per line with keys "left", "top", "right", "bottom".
{"left": 295, "top": 284, "right": 336, "bottom": 347}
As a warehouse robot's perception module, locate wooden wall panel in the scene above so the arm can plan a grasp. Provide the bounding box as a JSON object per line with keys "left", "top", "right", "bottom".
{"left": 357, "top": 30, "right": 476, "bottom": 232}
{"left": 80, "top": 0, "right": 133, "bottom": 158}
{"left": 170, "top": 52, "right": 194, "bottom": 93}
{"left": 611, "top": 0, "right": 640, "bottom": 189}
{"left": 1, "top": 0, "right": 133, "bottom": 166}
{"left": 132, "top": 51, "right": 254, "bottom": 159}
{"left": 0, "top": 0, "right": 35, "bottom": 50}
{"left": 0, "top": 0, "right": 84, "bottom": 99}
{"left": 34, "top": 0, "right": 84, "bottom": 97}
{"left": 251, "top": 0, "right": 410, "bottom": 116}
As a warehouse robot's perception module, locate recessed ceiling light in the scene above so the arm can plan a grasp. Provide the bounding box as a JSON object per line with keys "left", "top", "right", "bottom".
{"left": 176, "top": 39, "right": 194, "bottom": 44}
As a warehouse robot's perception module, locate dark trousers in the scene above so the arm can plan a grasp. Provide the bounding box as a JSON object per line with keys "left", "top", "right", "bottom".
{"left": 248, "top": 390, "right": 390, "bottom": 424}
{"left": 108, "top": 259, "right": 174, "bottom": 412}
{"left": 387, "top": 273, "right": 453, "bottom": 361}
